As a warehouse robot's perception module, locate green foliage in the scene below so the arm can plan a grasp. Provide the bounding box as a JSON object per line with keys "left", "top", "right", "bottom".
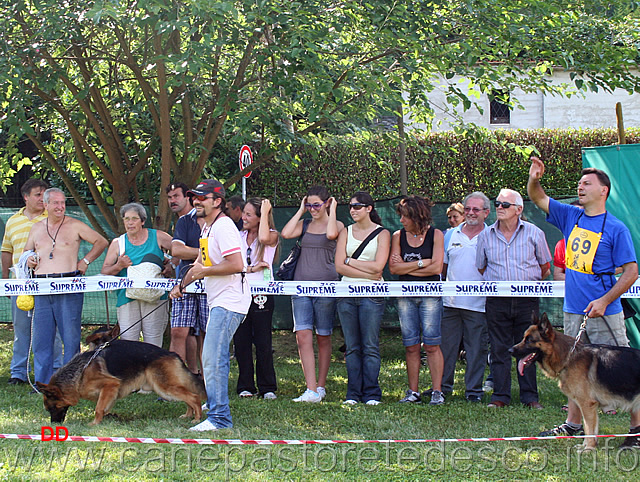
{"left": 1, "top": 0, "right": 640, "bottom": 230}
{"left": 249, "top": 128, "right": 640, "bottom": 204}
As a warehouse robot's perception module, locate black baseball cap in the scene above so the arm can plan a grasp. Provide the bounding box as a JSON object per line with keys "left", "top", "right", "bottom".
{"left": 187, "top": 179, "right": 226, "bottom": 199}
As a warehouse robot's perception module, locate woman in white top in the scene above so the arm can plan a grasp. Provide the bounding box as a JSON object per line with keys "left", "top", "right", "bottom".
{"left": 335, "top": 191, "right": 390, "bottom": 405}
{"left": 233, "top": 198, "right": 280, "bottom": 399}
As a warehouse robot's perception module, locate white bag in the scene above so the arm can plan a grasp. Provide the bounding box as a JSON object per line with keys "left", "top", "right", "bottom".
{"left": 118, "top": 234, "right": 164, "bottom": 302}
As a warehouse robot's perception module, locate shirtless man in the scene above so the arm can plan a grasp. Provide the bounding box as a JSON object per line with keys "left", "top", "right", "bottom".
{"left": 24, "top": 188, "right": 108, "bottom": 383}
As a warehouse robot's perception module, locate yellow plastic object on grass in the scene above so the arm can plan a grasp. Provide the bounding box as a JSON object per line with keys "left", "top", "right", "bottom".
{"left": 16, "top": 294, "right": 34, "bottom": 311}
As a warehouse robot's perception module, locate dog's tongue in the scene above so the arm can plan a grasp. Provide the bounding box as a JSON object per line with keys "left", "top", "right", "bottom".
{"left": 518, "top": 358, "right": 526, "bottom": 377}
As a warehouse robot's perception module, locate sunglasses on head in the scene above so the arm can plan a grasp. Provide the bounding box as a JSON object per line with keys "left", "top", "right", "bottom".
{"left": 305, "top": 201, "right": 327, "bottom": 210}
{"left": 349, "top": 203, "right": 368, "bottom": 210}
{"left": 494, "top": 200, "right": 516, "bottom": 209}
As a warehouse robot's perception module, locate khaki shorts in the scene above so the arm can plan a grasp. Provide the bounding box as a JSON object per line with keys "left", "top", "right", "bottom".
{"left": 564, "top": 311, "right": 629, "bottom": 347}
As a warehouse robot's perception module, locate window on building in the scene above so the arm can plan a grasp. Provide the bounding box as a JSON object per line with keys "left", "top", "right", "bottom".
{"left": 490, "top": 90, "right": 510, "bottom": 124}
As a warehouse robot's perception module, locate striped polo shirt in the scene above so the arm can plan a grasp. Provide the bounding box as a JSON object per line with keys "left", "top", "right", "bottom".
{"left": 1, "top": 207, "right": 48, "bottom": 274}
{"left": 475, "top": 218, "right": 551, "bottom": 282}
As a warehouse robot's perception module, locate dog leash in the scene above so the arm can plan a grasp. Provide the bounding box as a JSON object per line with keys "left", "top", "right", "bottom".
{"left": 569, "top": 314, "right": 589, "bottom": 355}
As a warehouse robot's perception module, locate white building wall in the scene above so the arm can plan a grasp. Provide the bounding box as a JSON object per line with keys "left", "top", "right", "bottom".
{"left": 406, "top": 72, "right": 640, "bottom": 131}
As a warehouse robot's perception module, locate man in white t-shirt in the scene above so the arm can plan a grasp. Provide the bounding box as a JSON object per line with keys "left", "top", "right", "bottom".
{"left": 441, "top": 192, "right": 490, "bottom": 402}
{"left": 170, "top": 179, "right": 251, "bottom": 431}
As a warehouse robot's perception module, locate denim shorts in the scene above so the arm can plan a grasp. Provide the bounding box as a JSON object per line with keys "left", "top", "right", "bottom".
{"left": 397, "top": 296, "right": 443, "bottom": 346}
{"left": 291, "top": 295, "right": 336, "bottom": 336}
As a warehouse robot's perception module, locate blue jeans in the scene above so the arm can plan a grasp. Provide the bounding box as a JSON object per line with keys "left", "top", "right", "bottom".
{"left": 337, "top": 297, "right": 385, "bottom": 402}
{"left": 397, "top": 297, "right": 443, "bottom": 346}
{"left": 202, "top": 307, "right": 245, "bottom": 429}
{"left": 32, "top": 293, "right": 84, "bottom": 383}
{"left": 10, "top": 297, "right": 63, "bottom": 381}
{"left": 291, "top": 296, "right": 336, "bottom": 335}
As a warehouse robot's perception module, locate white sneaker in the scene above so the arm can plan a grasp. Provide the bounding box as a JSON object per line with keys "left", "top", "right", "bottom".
{"left": 317, "top": 386, "right": 326, "bottom": 400}
{"left": 342, "top": 399, "right": 358, "bottom": 405}
{"left": 365, "top": 400, "right": 381, "bottom": 406}
{"left": 239, "top": 390, "right": 253, "bottom": 398}
{"left": 483, "top": 381, "right": 494, "bottom": 393}
{"left": 201, "top": 402, "right": 209, "bottom": 411}
{"left": 263, "top": 392, "right": 277, "bottom": 400}
{"left": 189, "top": 419, "right": 218, "bottom": 432}
{"left": 292, "top": 389, "right": 322, "bottom": 403}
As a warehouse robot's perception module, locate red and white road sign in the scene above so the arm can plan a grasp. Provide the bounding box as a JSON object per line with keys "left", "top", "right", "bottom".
{"left": 239, "top": 145, "right": 253, "bottom": 178}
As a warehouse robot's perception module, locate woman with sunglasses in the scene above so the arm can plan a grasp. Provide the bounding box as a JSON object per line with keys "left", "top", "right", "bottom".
{"left": 389, "top": 195, "right": 446, "bottom": 405}
{"left": 281, "top": 185, "right": 344, "bottom": 403}
{"left": 233, "top": 198, "right": 280, "bottom": 399}
{"left": 335, "top": 192, "right": 390, "bottom": 405}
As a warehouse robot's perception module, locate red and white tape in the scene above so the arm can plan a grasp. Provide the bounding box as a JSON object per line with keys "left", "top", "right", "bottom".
{"left": 0, "top": 433, "right": 635, "bottom": 445}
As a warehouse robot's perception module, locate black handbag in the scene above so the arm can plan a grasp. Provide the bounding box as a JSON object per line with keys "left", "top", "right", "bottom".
{"left": 276, "top": 219, "right": 311, "bottom": 280}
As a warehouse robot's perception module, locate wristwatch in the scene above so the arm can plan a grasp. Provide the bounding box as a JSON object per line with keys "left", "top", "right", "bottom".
{"left": 417, "top": 259, "right": 424, "bottom": 268}
{"left": 82, "top": 258, "right": 91, "bottom": 265}
{"left": 344, "top": 257, "right": 351, "bottom": 265}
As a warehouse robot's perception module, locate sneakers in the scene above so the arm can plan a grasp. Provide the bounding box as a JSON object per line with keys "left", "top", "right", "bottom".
{"left": 189, "top": 419, "right": 218, "bottom": 432}
{"left": 399, "top": 389, "right": 421, "bottom": 403}
{"left": 619, "top": 426, "right": 640, "bottom": 449}
{"left": 292, "top": 389, "right": 322, "bottom": 403}
{"left": 263, "top": 392, "right": 277, "bottom": 400}
{"left": 239, "top": 390, "right": 253, "bottom": 398}
{"left": 538, "top": 422, "right": 584, "bottom": 437}
{"left": 466, "top": 395, "right": 482, "bottom": 403}
{"left": 317, "top": 386, "right": 326, "bottom": 400}
{"left": 365, "top": 400, "right": 381, "bottom": 406}
{"left": 201, "top": 402, "right": 209, "bottom": 411}
{"left": 342, "top": 399, "right": 358, "bottom": 405}
{"left": 429, "top": 390, "right": 445, "bottom": 405}
{"left": 483, "top": 380, "right": 494, "bottom": 392}
{"left": 7, "top": 377, "right": 26, "bottom": 385}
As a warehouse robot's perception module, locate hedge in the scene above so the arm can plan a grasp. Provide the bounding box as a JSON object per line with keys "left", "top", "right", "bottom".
{"left": 247, "top": 128, "right": 640, "bottom": 205}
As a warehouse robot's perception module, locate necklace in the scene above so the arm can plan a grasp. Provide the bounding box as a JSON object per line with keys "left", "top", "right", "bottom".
{"left": 46, "top": 216, "right": 66, "bottom": 259}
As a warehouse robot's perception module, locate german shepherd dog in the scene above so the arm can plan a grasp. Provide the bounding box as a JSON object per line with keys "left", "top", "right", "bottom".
{"left": 511, "top": 313, "right": 640, "bottom": 451}
{"left": 36, "top": 340, "right": 207, "bottom": 425}
{"left": 85, "top": 324, "right": 120, "bottom": 350}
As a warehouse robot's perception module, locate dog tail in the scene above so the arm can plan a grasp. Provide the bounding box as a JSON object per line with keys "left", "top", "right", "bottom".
{"left": 189, "top": 372, "right": 207, "bottom": 400}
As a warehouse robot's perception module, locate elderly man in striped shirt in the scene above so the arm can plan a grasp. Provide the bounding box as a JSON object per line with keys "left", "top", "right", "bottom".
{"left": 476, "top": 188, "right": 551, "bottom": 409}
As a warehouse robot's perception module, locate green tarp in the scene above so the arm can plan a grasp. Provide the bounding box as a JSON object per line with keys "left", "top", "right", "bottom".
{"left": 582, "top": 144, "right": 640, "bottom": 348}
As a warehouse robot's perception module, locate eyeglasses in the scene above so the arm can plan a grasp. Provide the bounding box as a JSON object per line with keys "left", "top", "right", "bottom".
{"left": 305, "top": 201, "right": 327, "bottom": 210}
{"left": 464, "top": 207, "right": 485, "bottom": 214}
{"left": 123, "top": 216, "right": 141, "bottom": 222}
{"left": 246, "top": 246, "right": 252, "bottom": 267}
{"left": 193, "top": 194, "right": 214, "bottom": 202}
{"left": 494, "top": 201, "right": 516, "bottom": 209}
{"left": 349, "top": 203, "right": 368, "bottom": 210}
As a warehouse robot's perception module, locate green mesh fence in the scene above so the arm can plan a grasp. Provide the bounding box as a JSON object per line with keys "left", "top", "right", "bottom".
{"left": 1, "top": 199, "right": 565, "bottom": 329}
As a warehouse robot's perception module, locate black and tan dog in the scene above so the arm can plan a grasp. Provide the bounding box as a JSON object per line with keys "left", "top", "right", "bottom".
{"left": 36, "top": 340, "right": 206, "bottom": 425}
{"left": 511, "top": 313, "right": 640, "bottom": 451}
{"left": 85, "top": 324, "right": 120, "bottom": 350}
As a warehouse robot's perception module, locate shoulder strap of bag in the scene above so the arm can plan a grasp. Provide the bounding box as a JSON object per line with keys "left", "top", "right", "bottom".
{"left": 299, "top": 218, "right": 311, "bottom": 242}
{"left": 117, "top": 234, "right": 126, "bottom": 256}
{"left": 351, "top": 227, "right": 384, "bottom": 260}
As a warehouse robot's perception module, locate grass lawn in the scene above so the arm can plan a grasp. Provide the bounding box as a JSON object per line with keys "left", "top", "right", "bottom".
{"left": 0, "top": 323, "right": 639, "bottom": 480}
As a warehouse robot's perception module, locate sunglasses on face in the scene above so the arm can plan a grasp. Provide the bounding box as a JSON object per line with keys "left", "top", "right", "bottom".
{"left": 193, "top": 194, "right": 214, "bottom": 202}
{"left": 494, "top": 200, "right": 516, "bottom": 209}
{"left": 349, "top": 203, "right": 368, "bottom": 210}
{"left": 305, "top": 201, "right": 327, "bottom": 210}
{"left": 464, "top": 207, "right": 485, "bottom": 214}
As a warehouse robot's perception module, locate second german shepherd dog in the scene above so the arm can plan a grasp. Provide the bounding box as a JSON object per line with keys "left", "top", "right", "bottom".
{"left": 36, "top": 340, "right": 207, "bottom": 425}
{"left": 511, "top": 313, "right": 640, "bottom": 451}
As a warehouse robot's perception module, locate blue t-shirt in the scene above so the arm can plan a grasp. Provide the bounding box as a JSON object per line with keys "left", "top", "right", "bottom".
{"left": 172, "top": 208, "right": 202, "bottom": 278}
{"left": 547, "top": 198, "right": 636, "bottom": 315}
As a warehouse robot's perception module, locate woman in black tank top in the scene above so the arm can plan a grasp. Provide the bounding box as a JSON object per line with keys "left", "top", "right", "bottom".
{"left": 389, "top": 196, "right": 446, "bottom": 405}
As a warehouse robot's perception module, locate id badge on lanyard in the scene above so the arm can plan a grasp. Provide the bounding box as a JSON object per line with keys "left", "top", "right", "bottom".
{"left": 565, "top": 212, "right": 607, "bottom": 275}
{"left": 199, "top": 237, "right": 212, "bottom": 267}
